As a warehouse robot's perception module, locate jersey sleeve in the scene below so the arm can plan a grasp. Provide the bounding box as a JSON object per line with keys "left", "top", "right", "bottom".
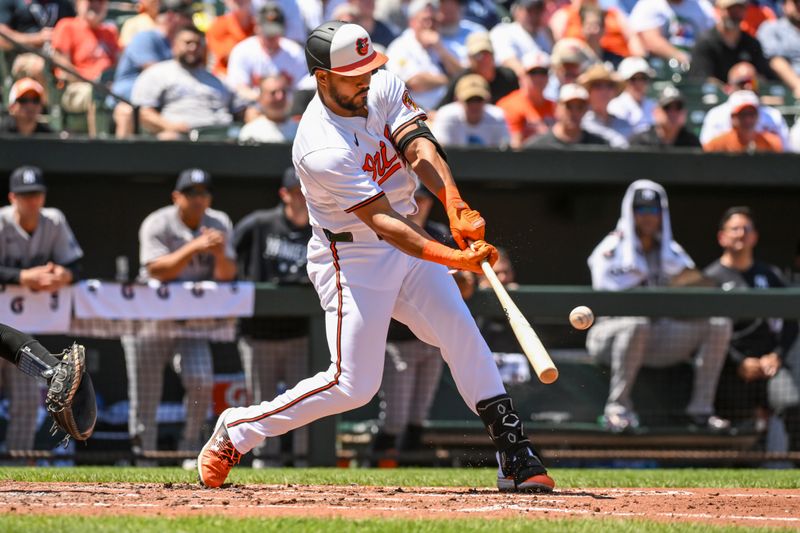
{"left": 299, "top": 148, "right": 384, "bottom": 213}
{"left": 139, "top": 213, "right": 171, "bottom": 265}
{"left": 226, "top": 42, "right": 250, "bottom": 89}
{"left": 49, "top": 210, "right": 84, "bottom": 265}
{"left": 220, "top": 212, "right": 236, "bottom": 260}
{"left": 629, "top": 1, "right": 665, "bottom": 33}
{"left": 378, "top": 70, "right": 428, "bottom": 139}
{"left": 131, "top": 65, "right": 164, "bottom": 108}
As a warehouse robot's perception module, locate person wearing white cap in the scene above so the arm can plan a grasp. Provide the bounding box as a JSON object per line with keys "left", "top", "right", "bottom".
{"left": 608, "top": 56, "right": 658, "bottom": 134}
{"left": 525, "top": 82, "right": 609, "bottom": 147}
{"left": 703, "top": 90, "right": 782, "bottom": 152}
{"left": 198, "top": 21, "right": 556, "bottom": 494}
{"left": 431, "top": 73, "right": 510, "bottom": 146}
{"left": 489, "top": 0, "right": 553, "bottom": 79}
{"left": 385, "top": 0, "right": 463, "bottom": 110}
{"left": 629, "top": 0, "right": 715, "bottom": 66}
{"left": 497, "top": 50, "right": 555, "bottom": 147}
{"left": 0, "top": 78, "right": 53, "bottom": 136}
{"left": 689, "top": 0, "right": 774, "bottom": 84}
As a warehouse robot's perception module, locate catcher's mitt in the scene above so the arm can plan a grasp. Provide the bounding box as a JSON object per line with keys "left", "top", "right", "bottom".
{"left": 46, "top": 343, "right": 97, "bottom": 445}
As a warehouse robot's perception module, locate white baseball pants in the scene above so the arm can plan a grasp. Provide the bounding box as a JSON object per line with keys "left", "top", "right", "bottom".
{"left": 226, "top": 234, "right": 506, "bottom": 453}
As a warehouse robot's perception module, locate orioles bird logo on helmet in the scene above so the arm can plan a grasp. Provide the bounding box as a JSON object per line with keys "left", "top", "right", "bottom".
{"left": 355, "top": 37, "right": 369, "bottom": 56}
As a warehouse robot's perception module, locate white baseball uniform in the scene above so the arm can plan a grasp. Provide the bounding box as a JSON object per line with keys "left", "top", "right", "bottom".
{"left": 225, "top": 69, "right": 506, "bottom": 453}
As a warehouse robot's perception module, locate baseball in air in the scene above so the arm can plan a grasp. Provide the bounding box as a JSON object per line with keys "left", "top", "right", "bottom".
{"left": 569, "top": 306, "right": 594, "bottom": 330}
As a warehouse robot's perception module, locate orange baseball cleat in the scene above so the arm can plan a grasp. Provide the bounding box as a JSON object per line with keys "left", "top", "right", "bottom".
{"left": 197, "top": 408, "right": 242, "bottom": 488}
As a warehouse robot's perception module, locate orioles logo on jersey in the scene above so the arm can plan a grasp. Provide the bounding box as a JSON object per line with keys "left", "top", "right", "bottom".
{"left": 355, "top": 37, "right": 369, "bottom": 56}
{"left": 362, "top": 126, "right": 402, "bottom": 185}
{"left": 401, "top": 90, "right": 419, "bottom": 112}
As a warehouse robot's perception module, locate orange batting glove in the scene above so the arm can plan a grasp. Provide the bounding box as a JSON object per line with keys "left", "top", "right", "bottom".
{"left": 437, "top": 184, "right": 485, "bottom": 250}
{"left": 421, "top": 239, "right": 498, "bottom": 274}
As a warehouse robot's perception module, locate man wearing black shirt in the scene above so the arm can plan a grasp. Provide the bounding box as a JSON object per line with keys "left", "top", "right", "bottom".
{"left": 629, "top": 86, "right": 701, "bottom": 149}
{"left": 232, "top": 167, "right": 312, "bottom": 466}
{"left": 525, "top": 83, "right": 609, "bottom": 148}
{"left": 704, "top": 207, "right": 800, "bottom": 452}
{"left": 690, "top": 0, "right": 774, "bottom": 84}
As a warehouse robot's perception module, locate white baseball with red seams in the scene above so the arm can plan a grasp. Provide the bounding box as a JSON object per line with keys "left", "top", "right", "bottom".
{"left": 223, "top": 68, "right": 506, "bottom": 455}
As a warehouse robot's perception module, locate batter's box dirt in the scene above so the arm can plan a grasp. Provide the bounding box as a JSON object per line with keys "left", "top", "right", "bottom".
{"left": 0, "top": 482, "right": 798, "bottom": 528}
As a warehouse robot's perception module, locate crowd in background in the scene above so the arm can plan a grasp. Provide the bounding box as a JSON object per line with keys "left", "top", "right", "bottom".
{"left": 2, "top": 0, "right": 800, "bottom": 151}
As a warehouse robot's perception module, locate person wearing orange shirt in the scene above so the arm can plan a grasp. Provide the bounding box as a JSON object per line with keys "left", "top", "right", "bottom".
{"left": 496, "top": 50, "right": 556, "bottom": 148}
{"left": 703, "top": 90, "right": 782, "bottom": 152}
{"left": 207, "top": 0, "right": 255, "bottom": 77}
{"left": 741, "top": 1, "right": 776, "bottom": 36}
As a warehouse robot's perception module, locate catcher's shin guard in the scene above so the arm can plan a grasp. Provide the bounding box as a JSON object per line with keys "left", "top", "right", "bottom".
{"left": 477, "top": 394, "right": 555, "bottom": 492}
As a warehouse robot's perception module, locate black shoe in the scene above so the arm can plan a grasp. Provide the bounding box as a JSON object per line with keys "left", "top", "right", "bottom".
{"left": 496, "top": 446, "right": 555, "bottom": 493}
{"left": 689, "top": 414, "right": 731, "bottom": 432}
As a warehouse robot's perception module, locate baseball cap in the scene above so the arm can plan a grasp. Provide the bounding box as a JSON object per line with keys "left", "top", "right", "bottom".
{"left": 258, "top": 2, "right": 285, "bottom": 38}
{"left": 407, "top": 0, "right": 439, "bottom": 18}
{"left": 728, "top": 90, "right": 760, "bottom": 115}
{"left": 175, "top": 168, "right": 212, "bottom": 192}
{"left": 8, "top": 77, "right": 45, "bottom": 105}
{"left": 632, "top": 188, "right": 662, "bottom": 210}
{"left": 305, "top": 21, "right": 388, "bottom": 76}
{"left": 522, "top": 50, "right": 551, "bottom": 72}
{"left": 159, "top": 0, "right": 194, "bottom": 15}
{"left": 577, "top": 63, "right": 623, "bottom": 92}
{"left": 617, "top": 56, "right": 656, "bottom": 81}
{"left": 558, "top": 83, "right": 589, "bottom": 103}
{"left": 658, "top": 85, "right": 684, "bottom": 107}
{"left": 9, "top": 165, "right": 46, "bottom": 194}
{"left": 455, "top": 74, "right": 490, "bottom": 102}
{"left": 551, "top": 38, "right": 596, "bottom": 67}
{"left": 466, "top": 32, "right": 493, "bottom": 56}
{"left": 282, "top": 166, "right": 301, "bottom": 189}
{"left": 717, "top": 0, "right": 746, "bottom": 8}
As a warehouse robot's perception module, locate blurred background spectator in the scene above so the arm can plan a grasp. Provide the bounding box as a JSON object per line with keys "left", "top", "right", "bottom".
{"left": 206, "top": 0, "right": 255, "bottom": 78}
{"left": 490, "top": 0, "right": 553, "bottom": 78}
{"left": 702, "top": 89, "right": 783, "bottom": 152}
{"left": 525, "top": 82, "right": 610, "bottom": 147}
{"left": 254, "top": 0, "right": 305, "bottom": 44}
{"left": 347, "top": 0, "right": 398, "bottom": 48}
{"left": 578, "top": 62, "right": 631, "bottom": 147}
{"left": 608, "top": 56, "right": 656, "bottom": 133}
{"left": 119, "top": 0, "right": 160, "bottom": 47}
{"left": 0, "top": 78, "right": 53, "bottom": 135}
{"left": 438, "top": 0, "right": 485, "bottom": 63}
{"left": 431, "top": 73, "right": 510, "bottom": 146}
{"left": 497, "top": 50, "right": 554, "bottom": 147}
{"left": 238, "top": 74, "right": 297, "bottom": 143}
{"left": 629, "top": 0, "right": 715, "bottom": 67}
{"left": 544, "top": 37, "right": 598, "bottom": 100}
{"left": 757, "top": 0, "right": 800, "bottom": 98}
{"left": 226, "top": 3, "right": 307, "bottom": 102}
{"left": 629, "top": 85, "right": 701, "bottom": 148}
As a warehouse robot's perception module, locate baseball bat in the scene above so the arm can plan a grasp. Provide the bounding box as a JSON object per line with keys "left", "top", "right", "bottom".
{"left": 480, "top": 259, "right": 559, "bottom": 385}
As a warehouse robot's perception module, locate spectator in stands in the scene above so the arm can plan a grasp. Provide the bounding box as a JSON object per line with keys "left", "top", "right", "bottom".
{"left": 124, "top": 168, "right": 236, "bottom": 460}
{"left": 0, "top": 0, "right": 74, "bottom": 83}
{"left": 704, "top": 207, "right": 800, "bottom": 453}
{"left": 629, "top": 0, "right": 715, "bottom": 66}
{"left": 438, "top": 32, "right": 519, "bottom": 107}
{"left": 372, "top": 185, "right": 473, "bottom": 460}
{"left": 497, "top": 50, "right": 555, "bottom": 147}
{"left": 791, "top": 115, "right": 800, "bottom": 151}
{"left": 110, "top": 0, "right": 194, "bottom": 138}
{"left": 741, "top": 0, "right": 776, "bottom": 37}
{"left": 438, "top": 0, "right": 485, "bottom": 63}
{"left": 253, "top": 0, "right": 306, "bottom": 44}
{"left": 525, "top": 82, "right": 609, "bottom": 147}
{"left": 226, "top": 3, "right": 308, "bottom": 102}
{"left": 386, "top": 0, "right": 462, "bottom": 110}
{"left": 689, "top": 0, "right": 774, "bottom": 84}
{"left": 543, "top": 37, "right": 598, "bottom": 100}
{"left": 232, "top": 167, "right": 311, "bottom": 467}
{"left": 699, "top": 61, "right": 790, "bottom": 148}
{"left": 131, "top": 25, "right": 246, "bottom": 140}
{"left": 206, "top": 0, "right": 255, "bottom": 78}
{"left": 549, "top": 0, "right": 644, "bottom": 66}
{"left": 0, "top": 78, "right": 53, "bottom": 135}
{"left": 608, "top": 56, "right": 657, "bottom": 134}
{"left": 431, "top": 73, "right": 510, "bottom": 146}
{"left": 586, "top": 179, "right": 732, "bottom": 433}
{"left": 757, "top": 0, "right": 800, "bottom": 98}
{"left": 629, "top": 85, "right": 702, "bottom": 148}
{"left": 347, "top": 0, "right": 398, "bottom": 49}
{"left": 119, "top": 0, "right": 160, "bottom": 47}
{"left": 238, "top": 74, "right": 298, "bottom": 143}
{"left": 578, "top": 62, "right": 631, "bottom": 148}
{"left": 51, "top": 0, "right": 121, "bottom": 136}
{"left": 490, "top": 0, "right": 553, "bottom": 78}
{"left": 703, "top": 90, "right": 783, "bottom": 152}
{"left": 0, "top": 166, "right": 83, "bottom": 453}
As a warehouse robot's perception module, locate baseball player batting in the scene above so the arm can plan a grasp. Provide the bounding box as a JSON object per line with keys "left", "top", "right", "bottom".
{"left": 197, "top": 21, "right": 555, "bottom": 493}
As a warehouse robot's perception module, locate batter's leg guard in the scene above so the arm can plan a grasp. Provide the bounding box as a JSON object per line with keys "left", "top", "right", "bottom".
{"left": 477, "top": 394, "right": 555, "bottom": 492}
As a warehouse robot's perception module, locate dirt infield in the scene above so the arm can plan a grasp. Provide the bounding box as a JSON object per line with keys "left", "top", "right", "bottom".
{"left": 1, "top": 482, "right": 799, "bottom": 528}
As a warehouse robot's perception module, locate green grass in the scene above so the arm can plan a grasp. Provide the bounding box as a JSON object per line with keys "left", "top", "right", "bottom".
{"left": 0, "top": 516, "right": 789, "bottom": 533}
{"left": 0, "top": 466, "right": 798, "bottom": 489}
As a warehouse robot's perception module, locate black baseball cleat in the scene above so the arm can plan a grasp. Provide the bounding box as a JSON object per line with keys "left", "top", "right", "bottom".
{"left": 496, "top": 447, "right": 555, "bottom": 493}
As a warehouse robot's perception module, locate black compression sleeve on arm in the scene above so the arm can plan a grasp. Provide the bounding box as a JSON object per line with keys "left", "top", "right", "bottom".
{"left": 0, "top": 323, "right": 60, "bottom": 367}
{"left": 64, "top": 259, "right": 82, "bottom": 283}
{"left": 0, "top": 265, "right": 22, "bottom": 284}
{"left": 395, "top": 119, "right": 448, "bottom": 162}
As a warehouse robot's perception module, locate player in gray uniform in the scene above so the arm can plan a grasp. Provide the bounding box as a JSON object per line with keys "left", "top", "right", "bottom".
{"left": 586, "top": 179, "right": 732, "bottom": 432}
{"left": 0, "top": 166, "right": 83, "bottom": 452}
{"left": 122, "top": 168, "right": 237, "bottom": 459}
